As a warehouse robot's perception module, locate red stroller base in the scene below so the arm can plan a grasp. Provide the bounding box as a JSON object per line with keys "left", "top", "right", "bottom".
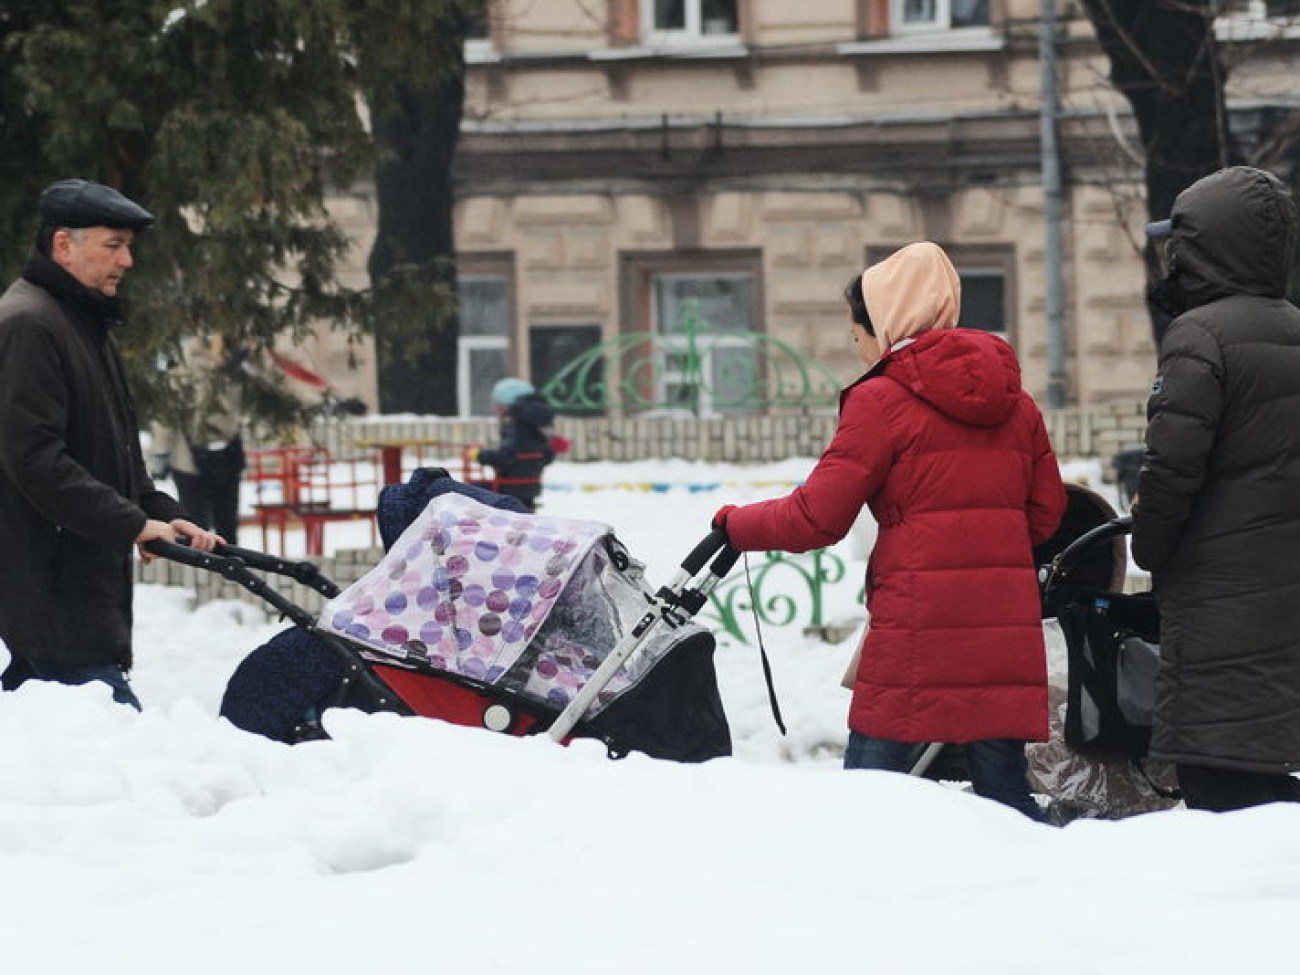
{"left": 370, "top": 664, "right": 546, "bottom": 738}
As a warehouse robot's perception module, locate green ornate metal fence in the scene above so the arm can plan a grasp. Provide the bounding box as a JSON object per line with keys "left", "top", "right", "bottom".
{"left": 702, "top": 548, "right": 863, "bottom": 644}
{"left": 541, "top": 300, "right": 842, "bottom": 415}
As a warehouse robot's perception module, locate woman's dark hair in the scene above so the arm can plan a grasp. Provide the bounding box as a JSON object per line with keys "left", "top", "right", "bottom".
{"left": 843, "top": 272, "right": 874, "bottom": 336}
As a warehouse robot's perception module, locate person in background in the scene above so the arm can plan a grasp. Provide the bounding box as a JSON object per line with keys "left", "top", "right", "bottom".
{"left": 1132, "top": 165, "right": 1300, "bottom": 812}
{"left": 712, "top": 242, "right": 1066, "bottom": 820}
{"left": 474, "top": 377, "right": 559, "bottom": 513}
{"left": 0, "top": 179, "right": 220, "bottom": 709}
{"left": 151, "top": 334, "right": 247, "bottom": 544}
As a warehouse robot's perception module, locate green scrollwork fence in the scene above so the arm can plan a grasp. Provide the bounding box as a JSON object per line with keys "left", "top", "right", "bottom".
{"left": 702, "top": 548, "right": 861, "bottom": 644}
{"left": 541, "top": 300, "right": 842, "bottom": 415}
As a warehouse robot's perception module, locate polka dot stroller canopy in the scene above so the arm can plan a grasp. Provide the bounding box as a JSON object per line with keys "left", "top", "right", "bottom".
{"left": 319, "top": 492, "right": 707, "bottom": 718}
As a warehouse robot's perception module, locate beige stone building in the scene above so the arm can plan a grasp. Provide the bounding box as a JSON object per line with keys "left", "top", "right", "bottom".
{"left": 310, "top": 1, "right": 1300, "bottom": 422}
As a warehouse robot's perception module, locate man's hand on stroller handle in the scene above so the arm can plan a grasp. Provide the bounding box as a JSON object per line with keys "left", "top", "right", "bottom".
{"left": 135, "top": 517, "right": 224, "bottom": 563}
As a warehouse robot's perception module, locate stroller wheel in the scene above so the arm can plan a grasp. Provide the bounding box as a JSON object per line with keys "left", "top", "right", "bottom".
{"left": 483, "top": 704, "right": 513, "bottom": 733}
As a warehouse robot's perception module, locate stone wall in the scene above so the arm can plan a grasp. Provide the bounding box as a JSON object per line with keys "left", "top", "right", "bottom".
{"left": 1042, "top": 400, "right": 1147, "bottom": 463}
{"left": 323, "top": 403, "right": 1147, "bottom": 466}
{"left": 330, "top": 412, "right": 843, "bottom": 464}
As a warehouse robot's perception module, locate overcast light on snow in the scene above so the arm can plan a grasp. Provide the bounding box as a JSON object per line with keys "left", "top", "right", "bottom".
{"left": 2, "top": 456, "right": 1298, "bottom": 974}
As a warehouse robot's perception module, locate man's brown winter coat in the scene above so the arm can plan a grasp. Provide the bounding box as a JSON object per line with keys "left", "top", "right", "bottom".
{"left": 0, "top": 254, "right": 184, "bottom": 667}
{"left": 1134, "top": 166, "right": 1300, "bottom": 774}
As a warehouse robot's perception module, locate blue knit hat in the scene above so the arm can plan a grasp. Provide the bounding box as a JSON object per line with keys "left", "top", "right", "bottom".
{"left": 491, "top": 377, "right": 534, "bottom": 407}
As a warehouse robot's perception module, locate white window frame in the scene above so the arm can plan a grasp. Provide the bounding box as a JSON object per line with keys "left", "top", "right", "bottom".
{"left": 890, "top": 0, "right": 989, "bottom": 34}
{"left": 642, "top": 0, "right": 741, "bottom": 49}
{"left": 457, "top": 337, "right": 509, "bottom": 417}
{"left": 457, "top": 269, "right": 513, "bottom": 417}
{"left": 652, "top": 270, "right": 756, "bottom": 417}
{"left": 464, "top": 5, "right": 497, "bottom": 64}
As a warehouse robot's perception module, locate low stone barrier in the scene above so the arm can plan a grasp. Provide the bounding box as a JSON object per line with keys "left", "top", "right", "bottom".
{"left": 306, "top": 400, "right": 1148, "bottom": 469}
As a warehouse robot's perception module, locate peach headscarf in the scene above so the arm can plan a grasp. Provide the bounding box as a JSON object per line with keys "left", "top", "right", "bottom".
{"left": 860, "top": 241, "right": 962, "bottom": 351}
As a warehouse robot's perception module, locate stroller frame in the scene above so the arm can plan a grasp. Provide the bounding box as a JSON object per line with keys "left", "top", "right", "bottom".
{"left": 143, "top": 540, "right": 412, "bottom": 725}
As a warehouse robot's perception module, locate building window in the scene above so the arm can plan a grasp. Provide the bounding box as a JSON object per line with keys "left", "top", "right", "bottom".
{"left": 458, "top": 257, "right": 515, "bottom": 416}
{"left": 1258, "top": 0, "right": 1300, "bottom": 16}
{"left": 465, "top": 9, "right": 489, "bottom": 40}
{"left": 655, "top": 272, "right": 757, "bottom": 413}
{"left": 892, "top": 0, "right": 989, "bottom": 32}
{"left": 867, "top": 243, "right": 1015, "bottom": 343}
{"left": 957, "top": 271, "right": 1007, "bottom": 337}
{"left": 530, "top": 325, "right": 604, "bottom": 415}
{"left": 1225, "top": 0, "right": 1300, "bottom": 16}
{"left": 622, "top": 251, "right": 763, "bottom": 415}
{"left": 465, "top": 5, "right": 494, "bottom": 60}
{"left": 644, "top": 0, "right": 740, "bottom": 45}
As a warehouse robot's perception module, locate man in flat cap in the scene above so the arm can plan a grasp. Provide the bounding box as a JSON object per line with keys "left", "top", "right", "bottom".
{"left": 0, "top": 179, "right": 221, "bottom": 708}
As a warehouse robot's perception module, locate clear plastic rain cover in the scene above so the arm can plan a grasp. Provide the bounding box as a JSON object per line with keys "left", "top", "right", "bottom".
{"left": 1028, "top": 619, "right": 1179, "bottom": 820}
{"left": 318, "top": 493, "right": 704, "bottom": 716}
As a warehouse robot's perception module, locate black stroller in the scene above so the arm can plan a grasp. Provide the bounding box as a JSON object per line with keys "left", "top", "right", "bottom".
{"left": 148, "top": 470, "right": 737, "bottom": 763}
{"left": 908, "top": 485, "right": 1175, "bottom": 816}
{"left": 1032, "top": 501, "right": 1178, "bottom": 816}
{"left": 1040, "top": 513, "right": 1160, "bottom": 762}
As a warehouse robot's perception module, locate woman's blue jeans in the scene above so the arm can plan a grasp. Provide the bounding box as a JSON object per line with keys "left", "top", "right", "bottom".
{"left": 844, "top": 731, "right": 1044, "bottom": 821}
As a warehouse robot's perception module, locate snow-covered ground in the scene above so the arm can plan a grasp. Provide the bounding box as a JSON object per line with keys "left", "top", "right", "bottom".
{"left": 2, "top": 457, "right": 1296, "bottom": 974}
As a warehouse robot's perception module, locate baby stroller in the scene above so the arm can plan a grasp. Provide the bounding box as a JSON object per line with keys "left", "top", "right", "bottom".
{"left": 1032, "top": 501, "right": 1179, "bottom": 817}
{"left": 908, "top": 485, "right": 1177, "bottom": 817}
{"left": 1040, "top": 513, "right": 1158, "bottom": 760}
{"left": 148, "top": 470, "right": 735, "bottom": 763}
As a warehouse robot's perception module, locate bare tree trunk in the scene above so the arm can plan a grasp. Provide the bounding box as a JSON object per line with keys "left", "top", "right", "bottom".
{"left": 1079, "top": 0, "right": 1240, "bottom": 340}
{"left": 368, "top": 72, "right": 465, "bottom": 416}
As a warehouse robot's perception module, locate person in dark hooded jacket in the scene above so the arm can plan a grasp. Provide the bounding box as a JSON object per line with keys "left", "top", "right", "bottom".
{"left": 0, "top": 179, "right": 221, "bottom": 708}
{"left": 475, "top": 377, "right": 557, "bottom": 512}
{"left": 1133, "top": 165, "right": 1300, "bottom": 811}
{"left": 714, "top": 242, "right": 1066, "bottom": 820}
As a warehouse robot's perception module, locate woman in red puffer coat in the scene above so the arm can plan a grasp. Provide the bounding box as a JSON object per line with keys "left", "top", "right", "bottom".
{"left": 717, "top": 242, "right": 1066, "bottom": 819}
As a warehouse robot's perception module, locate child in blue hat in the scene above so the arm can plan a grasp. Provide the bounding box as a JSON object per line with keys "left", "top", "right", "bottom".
{"left": 475, "top": 378, "right": 560, "bottom": 511}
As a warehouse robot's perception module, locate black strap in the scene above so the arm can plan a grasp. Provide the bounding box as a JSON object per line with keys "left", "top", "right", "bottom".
{"left": 1132, "top": 758, "right": 1182, "bottom": 801}
{"left": 742, "top": 553, "right": 786, "bottom": 735}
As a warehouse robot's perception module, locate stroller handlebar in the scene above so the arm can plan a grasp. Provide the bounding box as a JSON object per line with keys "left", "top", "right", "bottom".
{"left": 141, "top": 538, "right": 328, "bottom": 629}
{"left": 709, "top": 543, "right": 742, "bottom": 579}
{"left": 143, "top": 537, "right": 226, "bottom": 569}
{"left": 681, "top": 528, "right": 732, "bottom": 575}
{"left": 1040, "top": 514, "right": 1133, "bottom": 603}
{"left": 211, "top": 543, "right": 341, "bottom": 596}
{"left": 1054, "top": 515, "right": 1132, "bottom": 571}
{"left": 550, "top": 528, "right": 742, "bottom": 744}
{"left": 142, "top": 538, "right": 340, "bottom": 597}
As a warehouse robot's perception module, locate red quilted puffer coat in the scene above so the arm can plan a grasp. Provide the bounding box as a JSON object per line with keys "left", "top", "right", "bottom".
{"left": 725, "top": 328, "right": 1066, "bottom": 743}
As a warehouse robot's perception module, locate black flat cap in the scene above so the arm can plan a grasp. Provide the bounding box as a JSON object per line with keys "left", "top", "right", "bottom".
{"left": 39, "top": 179, "right": 155, "bottom": 231}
